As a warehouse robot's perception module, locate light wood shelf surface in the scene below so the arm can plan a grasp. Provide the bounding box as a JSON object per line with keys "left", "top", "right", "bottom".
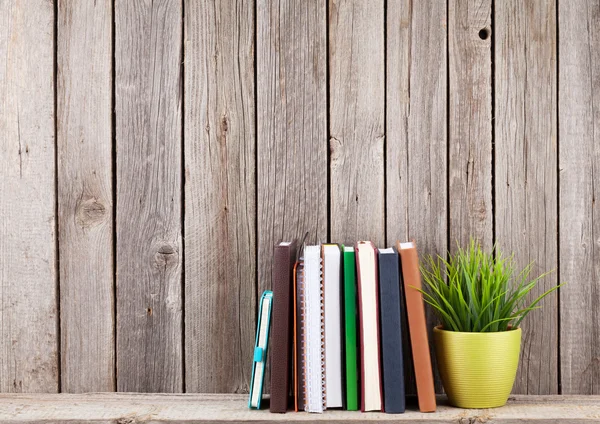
{"left": 0, "top": 393, "right": 599, "bottom": 423}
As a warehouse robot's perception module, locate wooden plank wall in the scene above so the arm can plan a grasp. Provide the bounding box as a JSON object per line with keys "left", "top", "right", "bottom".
{"left": 0, "top": 0, "right": 58, "bottom": 393}
{"left": 257, "top": 0, "right": 328, "bottom": 392}
{"left": 57, "top": 0, "right": 114, "bottom": 393}
{"left": 495, "top": 0, "right": 559, "bottom": 395}
{"left": 330, "top": 0, "right": 385, "bottom": 247}
{"left": 386, "top": 0, "right": 448, "bottom": 393}
{"left": 0, "top": 0, "right": 598, "bottom": 396}
{"left": 559, "top": 0, "right": 600, "bottom": 395}
{"left": 114, "top": 0, "right": 183, "bottom": 393}
{"left": 185, "top": 0, "right": 256, "bottom": 393}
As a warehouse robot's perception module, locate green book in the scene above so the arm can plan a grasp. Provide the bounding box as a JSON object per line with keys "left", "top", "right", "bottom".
{"left": 343, "top": 246, "right": 359, "bottom": 411}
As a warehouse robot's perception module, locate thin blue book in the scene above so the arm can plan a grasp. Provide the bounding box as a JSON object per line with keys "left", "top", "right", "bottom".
{"left": 248, "top": 291, "right": 273, "bottom": 409}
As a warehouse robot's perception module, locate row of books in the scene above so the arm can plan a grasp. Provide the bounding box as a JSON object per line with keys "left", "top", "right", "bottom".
{"left": 249, "top": 240, "right": 436, "bottom": 413}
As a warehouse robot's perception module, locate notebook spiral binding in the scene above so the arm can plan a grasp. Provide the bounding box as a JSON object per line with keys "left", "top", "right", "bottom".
{"left": 297, "top": 260, "right": 307, "bottom": 410}
{"left": 319, "top": 257, "right": 326, "bottom": 409}
{"left": 301, "top": 249, "right": 326, "bottom": 413}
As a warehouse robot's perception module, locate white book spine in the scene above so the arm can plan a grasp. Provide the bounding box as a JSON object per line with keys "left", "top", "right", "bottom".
{"left": 303, "top": 245, "right": 325, "bottom": 413}
{"left": 323, "top": 245, "right": 343, "bottom": 408}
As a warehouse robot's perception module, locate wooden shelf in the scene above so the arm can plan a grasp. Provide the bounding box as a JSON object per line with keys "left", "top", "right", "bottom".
{"left": 0, "top": 393, "right": 599, "bottom": 423}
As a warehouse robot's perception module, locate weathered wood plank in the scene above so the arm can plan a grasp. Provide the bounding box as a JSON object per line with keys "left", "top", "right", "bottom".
{"left": 494, "top": 0, "right": 558, "bottom": 395}
{"left": 256, "top": 0, "right": 328, "bottom": 283}
{"left": 257, "top": 0, "right": 327, "bottom": 391}
{"left": 256, "top": 0, "right": 327, "bottom": 345}
{"left": 115, "top": 0, "right": 183, "bottom": 392}
{"left": 0, "top": 393, "right": 600, "bottom": 423}
{"left": 329, "top": 0, "right": 385, "bottom": 246}
{"left": 448, "top": 0, "right": 493, "bottom": 249}
{"left": 0, "top": 0, "right": 58, "bottom": 393}
{"left": 558, "top": 0, "right": 600, "bottom": 395}
{"left": 57, "top": 0, "right": 114, "bottom": 393}
{"left": 386, "top": 0, "right": 448, "bottom": 392}
{"left": 385, "top": 0, "right": 413, "bottom": 394}
{"left": 184, "top": 0, "right": 255, "bottom": 393}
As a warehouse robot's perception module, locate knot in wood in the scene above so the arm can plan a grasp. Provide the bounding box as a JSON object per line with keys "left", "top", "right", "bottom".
{"left": 475, "top": 199, "right": 487, "bottom": 220}
{"left": 153, "top": 244, "right": 179, "bottom": 269}
{"left": 221, "top": 116, "right": 228, "bottom": 133}
{"left": 75, "top": 197, "right": 107, "bottom": 228}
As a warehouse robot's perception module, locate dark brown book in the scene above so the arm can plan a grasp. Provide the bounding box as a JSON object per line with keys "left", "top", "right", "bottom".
{"left": 397, "top": 240, "right": 436, "bottom": 413}
{"left": 270, "top": 241, "right": 297, "bottom": 413}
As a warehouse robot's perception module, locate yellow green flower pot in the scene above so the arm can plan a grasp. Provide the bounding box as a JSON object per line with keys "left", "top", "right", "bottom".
{"left": 433, "top": 326, "right": 521, "bottom": 409}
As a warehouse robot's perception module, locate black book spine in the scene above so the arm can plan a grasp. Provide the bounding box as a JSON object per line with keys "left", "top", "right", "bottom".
{"left": 378, "top": 248, "right": 405, "bottom": 413}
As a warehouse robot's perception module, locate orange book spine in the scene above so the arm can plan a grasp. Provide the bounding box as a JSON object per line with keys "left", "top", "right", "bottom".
{"left": 397, "top": 241, "right": 436, "bottom": 412}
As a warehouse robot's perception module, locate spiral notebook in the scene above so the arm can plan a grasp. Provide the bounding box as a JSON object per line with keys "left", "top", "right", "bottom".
{"left": 322, "top": 244, "right": 343, "bottom": 408}
{"left": 301, "top": 244, "right": 326, "bottom": 413}
{"left": 293, "top": 260, "right": 305, "bottom": 412}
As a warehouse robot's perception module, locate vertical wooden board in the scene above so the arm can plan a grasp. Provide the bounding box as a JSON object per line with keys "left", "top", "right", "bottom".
{"left": 57, "top": 0, "right": 114, "bottom": 393}
{"left": 385, "top": 0, "right": 412, "bottom": 394}
{"left": 0, "top": 1, "right": 58, "bottom": 392}
{"left": 386, "top": 0, "right": 447, "bottom": 392}
{"left": 559, "top": 0, "right": 600, "bottom": 395}
{"left": 448, "top": 0, "right": 493, "bottom": 249}
{"left": 115, "top": 0, "right": 183, "bottom": 392}
{"left": 257, "top": 4, "right": 327, "bottom": 312}
{"left": 495, "top": 0, "right": 558, "bottom": 394}
{"left": 257, "top": 0, "right": 327, "bottom": 392}
{"left": 184, "top": 0, "right": 256, "bottom": 393}
{"left": 329, "top": 0, "right": 385, "bottom": 246}
{"left": 386, "top": 0, "right": 447, "bottom": 257}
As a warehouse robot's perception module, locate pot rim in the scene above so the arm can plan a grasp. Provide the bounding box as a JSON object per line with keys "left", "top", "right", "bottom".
{"left": 433, "top": 325, "right": 521, "bottom": 335}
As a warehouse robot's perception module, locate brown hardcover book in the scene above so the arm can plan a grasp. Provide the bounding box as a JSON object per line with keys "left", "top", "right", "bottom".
{"left": 270, "top": 241, "right": 297, "bottom": 413}
{"left": 397, "top": 240, "right": 436, "bottom": 412}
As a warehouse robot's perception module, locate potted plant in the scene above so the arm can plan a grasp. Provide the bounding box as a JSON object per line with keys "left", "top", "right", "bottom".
{"left": 419, "top": 240, "right": 562, "bottom": 409}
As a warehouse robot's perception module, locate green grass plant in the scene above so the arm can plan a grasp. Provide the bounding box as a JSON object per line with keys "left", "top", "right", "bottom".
{"left": 419, "top": 239, "right": 563, "bottom": 332}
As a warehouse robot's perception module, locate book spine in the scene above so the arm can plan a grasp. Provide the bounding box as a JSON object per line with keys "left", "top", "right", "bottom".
{"left": 378, "top": 251, "right": 405, "bottom": 413}
{"left": 343, "top": 250, "right": 358, "bottom": 411}
{"left": 304, "top": 247, "right": 324, "bottom": 413}
{"left": 320, "top": 255, "right": 326, "bottom": 410}
{"left": 270, "top": 245, "right": 292, "bottom": 413}
{"left": 354, "top": 243, "right": 365, "bottom": 412}
{"left": 298, "top": 261, "right": 308, "bottom": 410}
{"left": 398, "top": 243, "right": 436, "bottom": 413}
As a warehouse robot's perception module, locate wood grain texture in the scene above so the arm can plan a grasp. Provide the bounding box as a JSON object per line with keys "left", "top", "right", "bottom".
{"left": 184, "top": 0, "right": 255, "bottom": 393}
{"left": 115, "top": 0, "right": 183, "bottom": 392}
{"left": 57, "top": 0, "right": 114, "bottom": 393}
{"left": 1, "top": 393, "right": 600, "bottom": 423}
{"left": 385, "top": 0, "right": 414, "bottom": 394}
{"left": 257, "top": 2, "right": 327, "bottom": 300}
{"left": 448, "top": 0, "right": 493, "bottom": 249}
{"left": 386, "top": 0, "right": 447, "bottom": 393}
{"left": 257, "top": 1, "right": 327, "bottom": 392}
{"left": 329, "top": 0, "right": 385, "bottom": 246}
{"left": 494, "top": 0, "right": 558, "bottom": 395}
{"left": 0, "top": 0, "right": 58, "bottom": 393}
{"left": 558, "top": 0, "right": 600, "bottom": 395}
